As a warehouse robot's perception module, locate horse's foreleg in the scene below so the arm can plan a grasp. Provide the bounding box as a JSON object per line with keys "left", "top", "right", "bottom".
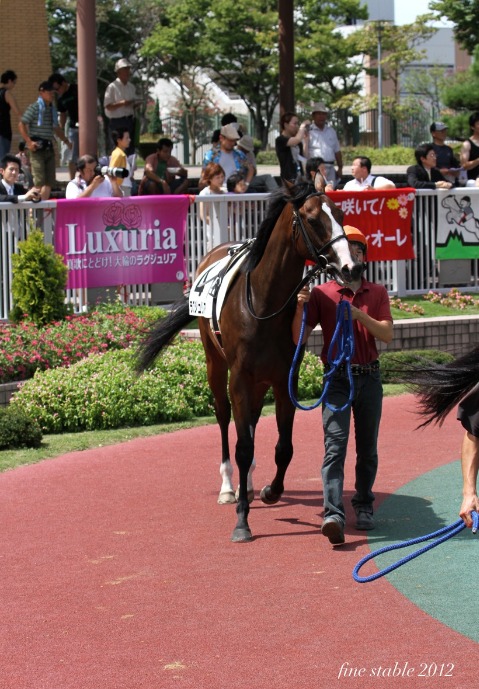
{"left": 260, "top": 392, "right": 295, "bottom": 505}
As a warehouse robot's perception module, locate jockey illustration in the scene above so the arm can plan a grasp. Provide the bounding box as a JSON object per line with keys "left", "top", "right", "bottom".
{"left": 441, "top": 194, "right": 479, "bottom": 242}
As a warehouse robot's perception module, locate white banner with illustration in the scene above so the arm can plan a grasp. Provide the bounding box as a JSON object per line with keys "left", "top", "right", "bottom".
{"left": 436, "top": 189, "right": 479, "bottom": 259}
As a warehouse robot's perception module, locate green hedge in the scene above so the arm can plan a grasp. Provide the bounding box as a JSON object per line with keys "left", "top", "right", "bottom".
{"left": 256, "top": 145, "right": 416, "bottom": 167}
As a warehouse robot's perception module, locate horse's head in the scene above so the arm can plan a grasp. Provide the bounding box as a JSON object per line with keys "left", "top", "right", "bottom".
{"left": 295, "top": 192, "right": 363, "bottom": 284}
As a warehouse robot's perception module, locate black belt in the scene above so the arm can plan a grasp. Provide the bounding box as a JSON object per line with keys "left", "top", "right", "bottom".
{"left": 325, "top": 360, "right": 380, "bottom": 375}
{"left": 323, "top": 161, "right": 336, "bottom": 165}
{"left": 110, "top": 115, "right": 133, "bottom": 121}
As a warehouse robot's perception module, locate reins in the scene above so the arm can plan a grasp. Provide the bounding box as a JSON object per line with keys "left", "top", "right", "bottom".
{"left": 288, "top": 299, "right": 355, "bottom": 412}
{"left": 353, "top": 510, "right": 479, "bottom": 583}
{"left": 245, "top": 194, "right": 347, "bottom": 321}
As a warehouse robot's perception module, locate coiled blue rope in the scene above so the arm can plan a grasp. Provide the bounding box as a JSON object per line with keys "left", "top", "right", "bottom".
{"left": 353, "top": 510, "right": 479, "bottom": 583}
{"left": 289, "top": 299, "right": 355, "bottom": 412}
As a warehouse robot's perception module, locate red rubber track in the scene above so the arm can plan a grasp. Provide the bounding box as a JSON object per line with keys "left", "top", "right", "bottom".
{"left": 0, "top": 394, "right": 474, "bottom": 688}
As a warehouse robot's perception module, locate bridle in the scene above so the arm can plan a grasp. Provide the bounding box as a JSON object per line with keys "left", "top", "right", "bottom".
{"left": 245, "top": 192, "right": 348, "bottom": 321}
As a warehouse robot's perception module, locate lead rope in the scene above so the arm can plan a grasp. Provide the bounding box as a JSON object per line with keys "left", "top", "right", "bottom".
{"left": 288, "top": 299, "right": 355, "bottom": 412}
{"left": 353, "top": 510, "right": 479, "bottom": 583}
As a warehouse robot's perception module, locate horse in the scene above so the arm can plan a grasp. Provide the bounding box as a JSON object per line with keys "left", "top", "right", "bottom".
{"left": 137, "top": 181, "right": 362, "bottom": 542}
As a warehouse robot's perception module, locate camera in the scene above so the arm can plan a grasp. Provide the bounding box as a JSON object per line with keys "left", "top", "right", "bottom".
{"left": 94, "top": 165, "right": 129, "bottom": 179}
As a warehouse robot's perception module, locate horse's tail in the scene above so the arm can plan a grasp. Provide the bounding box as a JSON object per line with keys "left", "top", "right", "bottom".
{"left": 136, "top": 297, "right": 194, "bottom": 372}
{"left": 408, "top": 345, "right": 479, "bottom": 427}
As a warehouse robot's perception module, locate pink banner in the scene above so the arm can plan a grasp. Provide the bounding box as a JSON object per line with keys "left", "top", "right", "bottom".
{"left": 54, "top": 196, "right": 190, "bottom": 289}
{"left": 329, "top": 188, "right": 416, "bottom": 261}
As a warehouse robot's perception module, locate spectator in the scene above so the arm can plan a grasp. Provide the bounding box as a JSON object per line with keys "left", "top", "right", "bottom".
{"left": 109, "top": 127, "right": 133, "bottom": 196}
{"left": 18, "top": 81, "right": 72, "bottom": 200}
{"left": 16, "top": 141, "right": 34, "bottom": 189}
{"left": 200, "top": 125, "right": 253, "bottom": 191}
{"left": 65, "top": 154, "right": 123, "bottom": 199}
{"left": 226, "top": 172, "right": 248, "bottom": 193}
{"left": 198, "top": 163, "right": 225, "bottom": 251}
{"left": 305, "top": 156, "right": 334, "bottom": 193}
{"left": 304, "top": 102, "right": 342, "bottom": 188}
{"left": 139, "top": 137, "right": 188, "bottom": 195}
{"left": 275, "top": 111, "right": 309, "bottom": 183}
{"left": 407, "top": 143, "right": 453, "bottom": 190}
{"left": 0, "top": 70, "right": 21, "bottom": 160}
{"left": 407, "top": 144, "right": 452, "bottom": 189}
{"left": 211, "top": 113, "right": 242, "bottom": 145}
{"left": 430, "top": 121, "right": 460, "bottom": 185}
{"left": 0, "top": 154, "right": 40, "bottom": 202}
{"left": 343, "top": 156, "right": 396, "bottom": 191}
{"left": 49, "top": 72, "right": 79, "bottom": 180}
{"left": 237, "top": 135, "right": 278, "bottom": 192}
{"left": 460, "top": 113, "right": 479, "bottom": 187}
{"left": 292, "top": 225, "right": 393, "bottom": 545}
{"left": 103, "top": 58, "right": 139, "bottom": 155}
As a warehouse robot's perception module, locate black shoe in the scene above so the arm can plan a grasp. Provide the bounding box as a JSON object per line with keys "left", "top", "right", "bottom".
{"left": 321, "top": 516, "right": 345, "bottom": 545}
{"left": 354, "top": 508, "right": 375, "bottom": 531}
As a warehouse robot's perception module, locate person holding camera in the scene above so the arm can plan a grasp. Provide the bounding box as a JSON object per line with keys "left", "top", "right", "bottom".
{"left": 0, "top": 154, "right": 40, "bottom": 203}
{"left": 65, "top": 154, "right": 123, "bottom": 199}
{"left": 18, "top": 81, "right": 72, "bottom": 201}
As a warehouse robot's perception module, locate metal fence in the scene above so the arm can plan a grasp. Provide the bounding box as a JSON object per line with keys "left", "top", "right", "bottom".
{"left": 1, "top": 189, "right": 479, "bottom": 319}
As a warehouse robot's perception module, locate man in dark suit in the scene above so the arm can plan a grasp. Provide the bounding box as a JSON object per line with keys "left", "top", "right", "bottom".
{"left": 407, "top": 143, "right": 453, "bottom": 190}
{"left": 0, "top": 154, "right": 39, "bottom": 202}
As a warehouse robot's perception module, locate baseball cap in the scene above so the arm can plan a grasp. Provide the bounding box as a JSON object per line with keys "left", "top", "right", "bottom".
{"left": 238, "top": 135, "right": 254, "bottom": 152}
{"left": 430, "top": 122, "right": 448, "bottom": 132}
{"left": 220, "top": 124, "right": 241, "bottom": 140}
{"left": 38, "top": 81, "right": 54, "bottom": 92}
{"left": 311, "top": 102, "right": 329, "bottom": 113}
{"left": 115, "top": 58, "right": 132, "bottom": 72}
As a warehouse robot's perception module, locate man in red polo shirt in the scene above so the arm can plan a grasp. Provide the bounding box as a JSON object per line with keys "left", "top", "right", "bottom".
{"left": 292, "top": 226, "right": 393, "bottom": 545}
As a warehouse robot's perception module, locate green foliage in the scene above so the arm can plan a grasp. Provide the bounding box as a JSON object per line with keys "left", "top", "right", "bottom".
{"left": 430, "top": 0, "right": 479, "bottom": 55}
{"left": 258, "top": 145, "right": 415, "bottom": 166}
{"left": 10, "top": 228, "right": 69, "bottom": 326}
{"left": 10, "top": 340, "right": 326, "bottom": 434}
{"left": 0, "top": 304, "right": 164, "bottom": 384}
{"left": 0, "top": 406, "right": 42, "bottom": 449}
{"left": 148, "top": 98, "right": 163, "bottom": 135}
{"left": 379, "top": 350, "right": 454, "bottom": 384}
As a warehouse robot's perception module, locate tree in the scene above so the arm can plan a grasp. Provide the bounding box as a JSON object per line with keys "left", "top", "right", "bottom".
{"left": 148, "top": 98, "right": 163, "bottom": 136}
{"left": 430, "top": 0, "right": 479, "bottom": 54}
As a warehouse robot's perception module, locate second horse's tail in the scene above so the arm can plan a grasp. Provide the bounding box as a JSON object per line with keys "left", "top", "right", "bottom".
{"left": 136, "top": 297, "right": 194, "bottom": 372}
{"left": 408, "top": 345, "right": 479, "bottom": 427}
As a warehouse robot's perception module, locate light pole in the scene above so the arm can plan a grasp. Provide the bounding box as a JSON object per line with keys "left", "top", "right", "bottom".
{"left": 376, "top": 21, "right": 384, "bottom": 149}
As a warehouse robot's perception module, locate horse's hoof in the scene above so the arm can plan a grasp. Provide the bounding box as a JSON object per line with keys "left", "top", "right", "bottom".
{"left": 231, "top": 527, "right": 253, "bottom": 542}
{"left": 218, "top": 491, "right": 236, "bottom": 505}
{"left": 260, "top": 485, "right": 281, "bottom": 505}
{"left": 235, "top": 487, "right": 255, "bottom": 504}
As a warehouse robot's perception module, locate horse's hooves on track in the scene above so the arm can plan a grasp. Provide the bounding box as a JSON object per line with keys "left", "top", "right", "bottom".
{"left": 231, "top": 527, "right": 253, "bottom": 542}
{"left": 218, "top": 491, "right": 237, "bottom": 504}
{"left": 235, "top": 487, "right": 255, "bottom": 504}
{"left": 260, "top": 485, "right": 281, "bottom": 505}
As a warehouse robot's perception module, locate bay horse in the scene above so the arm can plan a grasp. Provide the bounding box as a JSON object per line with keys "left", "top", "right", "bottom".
{"left": 137, "top": 181, "right": 362, "bottom": 542}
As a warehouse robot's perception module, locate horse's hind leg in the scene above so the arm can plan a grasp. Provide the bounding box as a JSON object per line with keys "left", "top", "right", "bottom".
{"left": 260, "top": 390, "right": 295, "bottom": 505}
{"left": 202, "top": 337, "right": 235, "bottom": 504}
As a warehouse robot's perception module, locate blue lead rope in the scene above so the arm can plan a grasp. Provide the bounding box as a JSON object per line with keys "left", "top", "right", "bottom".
{"left": 353, "top": 510, "right": 479, "bottom": 583}
{"left": 289, "top": 299, "right": 355, "bottom": 412}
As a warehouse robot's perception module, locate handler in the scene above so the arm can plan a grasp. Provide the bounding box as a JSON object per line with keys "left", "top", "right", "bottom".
{"left": 457, "top": 385, "right": 479, "bottom": 527}
{"left": 292, "top": 226, "right": 393, "bottom": 545}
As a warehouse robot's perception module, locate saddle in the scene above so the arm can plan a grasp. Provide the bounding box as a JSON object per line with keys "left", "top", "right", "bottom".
{"left": 188, "top": 241, "right": 253, "bottom": 350}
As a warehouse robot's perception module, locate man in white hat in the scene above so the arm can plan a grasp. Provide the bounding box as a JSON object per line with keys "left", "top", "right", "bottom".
{"left": 237, "top": 135, "right": 278, "bottom": 192}
{"left": 199, "top": 124, "right": 254, "bottom": 190}
{"left": 305, "top": 102, "right": 342, "bottom": 188}
{"left": 103, "top": 58, "right": 140, "bottom": 155}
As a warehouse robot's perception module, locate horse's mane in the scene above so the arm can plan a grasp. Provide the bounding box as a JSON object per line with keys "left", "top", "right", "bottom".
{"left": 241, "top": 179, "right": 315, "bottom": 272}
{"left": 407, "top": 345, "right": 479, "bottom": 427}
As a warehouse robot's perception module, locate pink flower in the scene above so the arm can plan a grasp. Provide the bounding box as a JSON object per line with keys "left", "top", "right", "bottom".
{"left": 123, "top": 205, "right": 142, "bottom": 229}
{"left": 103, "top": 202, "right": 124, "bottom": 227}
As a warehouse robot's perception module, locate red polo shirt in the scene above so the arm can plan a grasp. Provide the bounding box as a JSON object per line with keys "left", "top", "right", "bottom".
{"left": 305, "top": 278, "right": 393, "bottom": 365}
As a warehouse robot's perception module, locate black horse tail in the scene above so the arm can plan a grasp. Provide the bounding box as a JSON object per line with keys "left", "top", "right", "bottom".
{"left": 408, "top": 345, "right": 479, "bottom": 428}
{"left": 136, "top": 297, "right": 194, "bottom": 372}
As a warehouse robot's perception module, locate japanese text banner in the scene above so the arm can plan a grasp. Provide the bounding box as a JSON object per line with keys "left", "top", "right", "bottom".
{"left": 54, "top": 195, "right": 189, "bottom": 289}
{"left": 329, "top": 188, "right": 416, "bottom": 261}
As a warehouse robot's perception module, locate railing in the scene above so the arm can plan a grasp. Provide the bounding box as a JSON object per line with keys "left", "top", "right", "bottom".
{"left": 1, "top": 189, "right": 479, "bottom": 319}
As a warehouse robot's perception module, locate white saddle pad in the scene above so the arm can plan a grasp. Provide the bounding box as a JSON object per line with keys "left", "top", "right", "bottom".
{"left": 188, "top": 244, "right": 250, "bottom": 319}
